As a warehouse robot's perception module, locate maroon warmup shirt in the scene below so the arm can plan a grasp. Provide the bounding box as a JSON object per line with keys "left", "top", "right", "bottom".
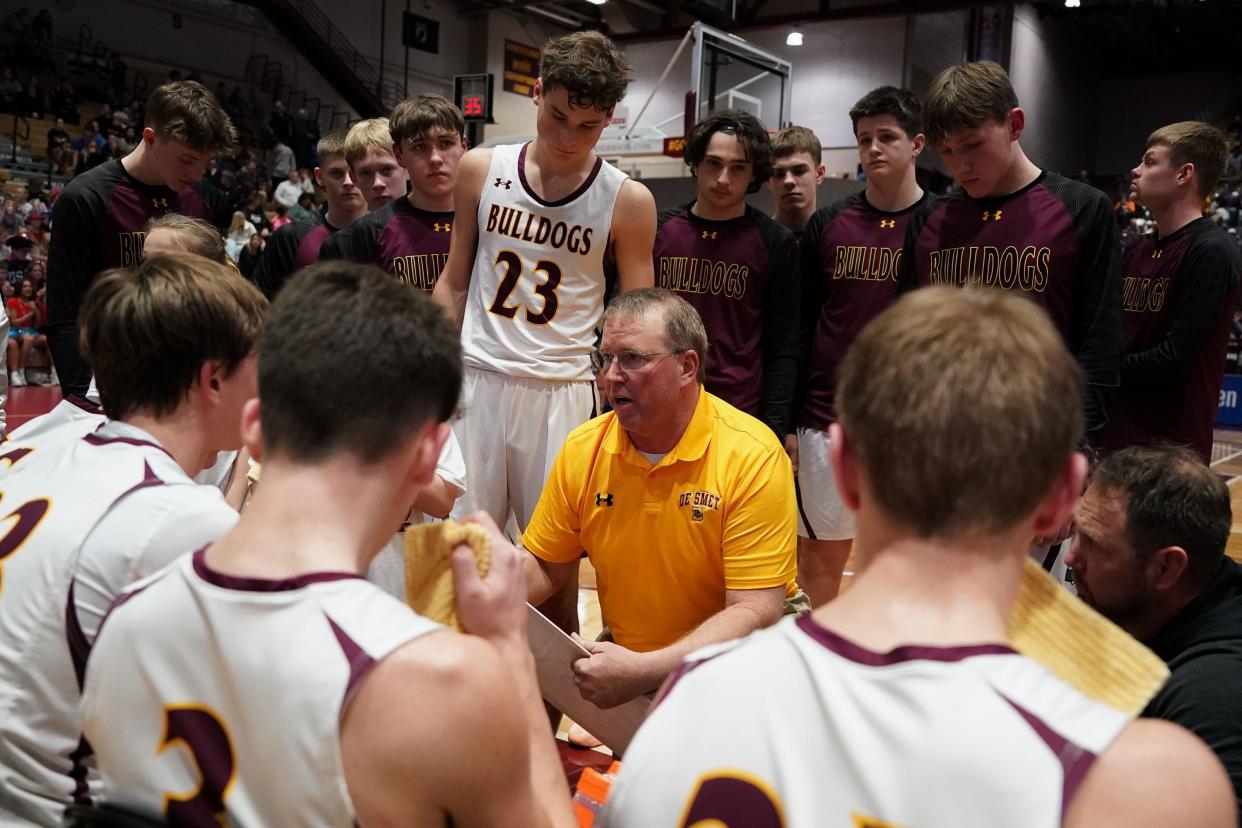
{"left": 318, "top": 198, "right": 452, "bottom": 292}
{"left": 654, "top": 201, "right": 800, "bottom": 437}
{"left": 796, "top": 190, "right": 932, "bottom": 432}
{"left": 250, "top": 218, "right": 335, "bottom": 298}
{"left": 1103, "top": 217, "right": 1240, "bottom": 461}
{"left": 46, "top": 159, "right": 215, "bottom": 328}
{"left": 898, "top": 171, "right": 1123, "bottom": 441}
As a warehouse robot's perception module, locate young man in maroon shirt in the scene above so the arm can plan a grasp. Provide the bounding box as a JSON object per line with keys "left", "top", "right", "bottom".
{"left": 1102, "top": 121, "right": 1240, "bottom": 462}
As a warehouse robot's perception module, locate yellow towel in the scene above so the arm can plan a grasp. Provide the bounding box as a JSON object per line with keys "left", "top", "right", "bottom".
{"left": 1007, "top": 557, "right": 1169, "bottom": 716}
{"left": 403, "top": 521, "right": 492, "bottom": 630}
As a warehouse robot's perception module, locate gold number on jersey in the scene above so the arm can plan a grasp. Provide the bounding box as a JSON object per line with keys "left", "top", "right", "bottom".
{"left": 679, "top": 770, "right": 785, "bottom": 827}
{"left": 486, "top": 250, "right": 563, "bottom": 325}
{"left": 0, "top": 492, "right": 50, "bottom": 601}
{"left": 159, "top": 703, "right": 237, "bottom": 824}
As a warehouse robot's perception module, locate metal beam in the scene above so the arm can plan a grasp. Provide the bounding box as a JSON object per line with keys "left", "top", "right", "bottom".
{"left": 612, "top": 0, "right": 988, "bottom": 43}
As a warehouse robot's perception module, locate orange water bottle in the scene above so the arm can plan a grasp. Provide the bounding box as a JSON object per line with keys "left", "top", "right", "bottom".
{"left": 572, "top": 761, "right": 621, "bottom": 827}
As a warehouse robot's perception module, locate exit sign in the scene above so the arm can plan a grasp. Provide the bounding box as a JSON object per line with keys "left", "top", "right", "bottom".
{"left": 454, "top": 73, "right": 494, "bottom": 122}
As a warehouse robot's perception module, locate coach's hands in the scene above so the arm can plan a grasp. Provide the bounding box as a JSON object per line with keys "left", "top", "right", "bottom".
{"left": 570, "top": 635, "right": 657, "bottom": 709}
{"left": 451, "top": 512, "right": 528, "bottom": 650}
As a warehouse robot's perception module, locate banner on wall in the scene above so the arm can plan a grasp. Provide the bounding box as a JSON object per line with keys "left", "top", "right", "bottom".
{"left": 503, "top": 40, "right": 540, "bottom": 97}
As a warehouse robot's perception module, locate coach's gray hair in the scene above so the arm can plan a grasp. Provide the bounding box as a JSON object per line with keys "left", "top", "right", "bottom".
{"left": 602, "top": 288, "right": 708, "bottom": 384}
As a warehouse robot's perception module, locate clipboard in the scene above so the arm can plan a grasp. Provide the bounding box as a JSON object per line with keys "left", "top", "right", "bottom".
{"left": 525, "top": 603, "right": 652, "bottom": 755}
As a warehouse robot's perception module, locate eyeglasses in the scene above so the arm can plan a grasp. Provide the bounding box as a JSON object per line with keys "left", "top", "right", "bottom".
{"left": 590, "top": 349, "right": 680, "bottom": 375}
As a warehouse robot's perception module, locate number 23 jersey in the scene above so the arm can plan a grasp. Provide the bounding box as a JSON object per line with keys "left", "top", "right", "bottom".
{"left": 463, "top": 142, "right": 627, "bottom": 381}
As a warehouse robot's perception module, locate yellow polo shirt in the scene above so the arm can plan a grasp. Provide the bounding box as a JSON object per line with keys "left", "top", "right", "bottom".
{"left": 524, "top": 390, "right": 798, "bottom": 653}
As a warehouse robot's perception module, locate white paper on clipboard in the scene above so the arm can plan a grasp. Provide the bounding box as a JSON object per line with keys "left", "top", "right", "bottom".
{"left": 525, "top": 603, "right": 652, "bottom": 756}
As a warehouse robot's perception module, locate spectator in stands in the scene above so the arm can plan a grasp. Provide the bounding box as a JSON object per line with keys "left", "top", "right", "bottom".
{"left": 291, "top": 106, "right": 313, "bottom": 169}
{"left": 117, "top": 125, "right": 137, "bottom": 154}
{"left": 0, "top": 68, "right": 20, "bottom": 113}
{"left": 242, "top": 192, "right": 273, "bottom": 237}
{"left": 50, "top": 78, "right": 78, "bottom": 124}
{"left": 270, "top": 204, "right": 291, "bottom": 232}
{"left": 7, "top": 277, "right": 47, "bottom": 386}
{"left": 46, "top": 116, "right": 71, "bottom": 175}
{"left": 95, "top": 103, "right": 114, "bottom": 136}
{"left": 1068, "top": 445, "right": 1242, "bottom": 822}
{"left": 298, "top": 167, "right": 315, "bottom": 194}
{"left": 289, "top": 191, "right": 316, "bottom": 224}
{"left": 71, "top": 120, "right": 105, "bottom": 157}
{"left": 106, "top": 52, "right": 127, "bottom": 106}
{"left": 269, "top": 99, "right": 291, "bottom": 144}
{"left": 274, "top": 169, "right": 302, "bottom": 209}
{"left": 5, "top": 232, "right": 33, "bottom": 285}
{"left": 236, "top": 232, "right": 264, "bottom": 278}
{"left": 225, "top": 210, "right": 257, "bottom": 261}
{"left": 20, "top": 73, "right": 44, "bottom": 118}
{"left": 269, "top": 138, "right": 295, "bottom": 192}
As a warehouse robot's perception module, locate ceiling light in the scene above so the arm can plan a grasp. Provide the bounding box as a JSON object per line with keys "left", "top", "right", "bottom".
{"left": 1064, "top": 0, "right": 1080, "bottom": 7}
{"left": 786, "top": 30, "right": 803, "bottom": 46}
{"left": 585, "top": 0, "right": 607, "bottom": 5}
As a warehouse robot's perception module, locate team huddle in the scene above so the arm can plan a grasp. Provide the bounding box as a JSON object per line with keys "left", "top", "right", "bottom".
{"left": 0, "top": 26, "right": 1239, "bottom": 828}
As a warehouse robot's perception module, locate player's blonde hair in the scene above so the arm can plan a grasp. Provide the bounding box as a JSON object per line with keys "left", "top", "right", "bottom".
{"left": 316, "top": 128, "right": 349, "bottom": 163}
{"left": 144, "top": 213, "right": 228, "bottom": 266}
{"left": 344, "top": 118, "right": 395, "bottom": 168}
{"left": 1146, "top": 121, "right": 1229, "bottom": 199}
{"left": 836, "top": 287, "right": 1082, "bottom": 539}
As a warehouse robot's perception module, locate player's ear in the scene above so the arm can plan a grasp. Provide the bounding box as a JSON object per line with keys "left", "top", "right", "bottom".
{"left": 911, "top": 133, "right": 926, "bottom": 157}
{"left": 828, "top": 423, "right": 861, "bottom": 512}
{"left": 142, "top": 126, "right": 157, "bottom": 146}
{"left": 1148, "top": 544, "right": 1190, "bottom": 592}
{"left": 406, "top": 420, "right": 449, "bottom": 489}
{"left": 240, "top": 397, "right": 263, "bottom": 463}
{"left": 1031, "top": 451, "right": 1087, "bottom": 538}
{"left": 197, "top": 360, "right": 223, "bottom": 400}
{"left": 532, "top": 78, "right": 543, "bottom": 106}
{"left": 1007, "top": 108, "right": 1026, "bottom": 142}
{"left": 1177, "top": 163, "right": 1195, "bottom": 187}
{"left": 815, "top": 163, "right": 826, "bottom": 185}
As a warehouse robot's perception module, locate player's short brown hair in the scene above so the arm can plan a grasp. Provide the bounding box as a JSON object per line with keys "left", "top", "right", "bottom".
{"left": 684, "top": 109, "right": 773, "bottom": 195}
{"left": 144, "top": 213, "right": 228, "bottom": 265}
{"left": 836, "top": 287, "right": 1083, "bottom": 538}
{"left": 849, "top": 86, "right": 923, "bottom": 139}
{"left": 602, "top": 288, "right": 708, "bottom": 384}
{"left": 259, "top": 262, "right": 461, "bottom": 464}
{"left": 771, "top": 125, "right": 821, "bottom": 165}
{"left": 924, "top": 61, "right": 1018, "bottom": 146}
{"left": 80, "top": 254, "right": 267, "bottom": 421}
{"left": 316, "top": 128, "right": 349, "bottom": 163}
{"left": 539, "top": 30, "right": 631, "bottom": 112}
{"left": 390, "top": 94, "right": 465, "bottom": 145}
{"left": 144, "top": 80, "right": 237, "bottom": 155}
{"left": 1147, "top": 121, "right": 1230, "bottom": 198}
{"left": 344, "top": 118, "right": 395, "bottom": 168}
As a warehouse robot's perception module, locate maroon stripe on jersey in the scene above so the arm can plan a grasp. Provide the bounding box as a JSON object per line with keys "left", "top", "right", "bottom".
{"left": 327, "top": 615, "right": 377, "bottom": 711}
{"left": 795, "top": 614, "right": 1016, "bottom": 664}
{"left": 294, "top": 222, "right": 334, "bottom": 270}
{"left": 517, "top": 143, "right": 604, "bottom": 207}
{"left": 82, "top": 433, "right": 177, "bottom": 465}
{"left": 65, "top": 580, "right": 91, "bottom": 691}
{"left": 1001, "top": 694, "right": 1098, "bottom": 821}
{"left": 68, "top": 735, "right": 93, "bottom": 804}
{"left": 94, "top": 579, "right": 154, "bottom": 646}
{"left": 65, "top": 394, "right": 103, "bottom": 415}
{"left": 652, "top": 648, "right": 731, "bottom": 709}
{"left": 191, "top": 548, "right": 365, "bottom": 592}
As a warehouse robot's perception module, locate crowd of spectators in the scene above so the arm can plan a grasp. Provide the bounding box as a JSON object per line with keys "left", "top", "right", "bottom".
{"left": 0, "top": 7, "right": 337, "bottom": 385}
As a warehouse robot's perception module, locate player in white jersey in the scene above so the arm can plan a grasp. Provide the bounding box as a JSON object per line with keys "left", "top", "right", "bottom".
{"left": 433, "top": 30, "right": 655, "bottom": 536}
{"left": 80, "top": 263, "right": 575, "bottom": 827}
{"left": 0, "top": 255, "right": 266, "bottom": 826}
{"left": 605, "top": 288, "right": 1234, "bottom": 828}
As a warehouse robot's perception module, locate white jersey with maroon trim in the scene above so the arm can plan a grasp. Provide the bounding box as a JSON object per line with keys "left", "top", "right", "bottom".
{"left": 463, "top": 142, "right": 627, "bottom": 381}
{"left": 604, "top": 614, "right": 1130, "bottom": 828}
{"left": 0, "top": 421, "right": 235, "bottom": 827}
{"left": 1, "top": 396, "right": 105, "bottom": 472}
{"left": 81, "top": 550, "right": 441, "bottom": 827}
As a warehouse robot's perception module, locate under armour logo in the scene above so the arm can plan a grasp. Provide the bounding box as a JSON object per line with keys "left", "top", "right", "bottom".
{"left": 595, "top": 493, "right": 614, "bottom": 507}
{"left": 981, "top": 210, "right": 1003, "bottom": 222}
{"left": 879, "top": 219, "right": 896, "bottom": 229}
{"left": 1152, "top": 248, "right": 1163, "bottom": 259}
{"left": 433, "top": 222, "right": 452, "bottom": 232}
{"left": 701, "top": 230, "right": 718, "bottom": 240}
{"left": 152, "top": 197, "right": 169, "bottom": 209}
{"left": 494, "top": 178, "right": 512, "bottom": 189}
